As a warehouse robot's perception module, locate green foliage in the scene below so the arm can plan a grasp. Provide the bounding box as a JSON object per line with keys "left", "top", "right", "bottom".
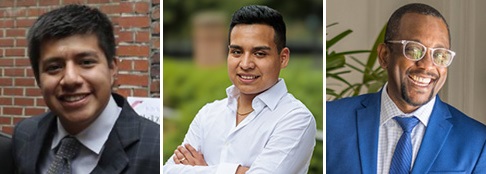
{"left": 163, "top": 56, "right": 323, "bottom": 173}
{"left": 326, "top": 23, "right": 388, "bottom": 100}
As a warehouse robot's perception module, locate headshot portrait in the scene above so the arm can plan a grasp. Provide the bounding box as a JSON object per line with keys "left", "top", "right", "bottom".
{"left": 163, "top": 0, "right": 323, "bottom": 173}
{"left": 327, "top": 0, "right": 486, "bottom": 173}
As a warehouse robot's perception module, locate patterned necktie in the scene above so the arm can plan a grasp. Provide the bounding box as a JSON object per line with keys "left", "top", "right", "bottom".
{"left": 47, "top": 136, "right": 81, "bottom": 174}
{"left": 390, "top": 116, "right": 419, "bottom": 174}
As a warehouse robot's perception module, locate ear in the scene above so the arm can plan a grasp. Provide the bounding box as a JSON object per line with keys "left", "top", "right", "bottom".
{"left": 279, "top": 47, "right": 290, "bottom": 69}
{"left": 377, "top": 43, "right": 390, "bottom": 69}
{"left": 110, "top": 58, "right": 119, "bottom": 85}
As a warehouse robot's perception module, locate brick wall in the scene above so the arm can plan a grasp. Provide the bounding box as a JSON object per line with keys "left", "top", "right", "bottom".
{"left": 0, "top": 0, "right": 160, "bottom": 135}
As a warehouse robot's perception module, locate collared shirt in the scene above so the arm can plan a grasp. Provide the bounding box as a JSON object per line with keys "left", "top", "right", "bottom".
{"left": 40, "top": 95, "right": 122, "bottom": 174}
{"left": 163, "top": 79, "right": 316, "bottom": 174}
{"left": 377, "top": 83, "right": 435, "bottom": 174}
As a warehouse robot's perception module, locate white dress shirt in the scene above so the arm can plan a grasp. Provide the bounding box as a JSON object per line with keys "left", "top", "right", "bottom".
{"left": 377, "top": 83, "right": 435, "bottom": 174}
{"left": 163, "top": 79, "right": 316, "bottom": 174}
{"left": 40, "top": 95, "right": 122, "bottom": 174}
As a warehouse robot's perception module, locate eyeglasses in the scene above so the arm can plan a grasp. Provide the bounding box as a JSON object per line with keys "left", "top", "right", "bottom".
{"left": 386, "top": 40, "right": 456, "bottom": 67}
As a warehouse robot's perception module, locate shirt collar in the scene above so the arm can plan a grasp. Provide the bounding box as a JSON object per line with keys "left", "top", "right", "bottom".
{"left": 380, "top": 83, "right": 435, "bottom": 126}
{"left": 226, "top": 78, "right": 288, "bottom": 112}
{"left": 52, "top": 95, "right": 122, "bottom": 154}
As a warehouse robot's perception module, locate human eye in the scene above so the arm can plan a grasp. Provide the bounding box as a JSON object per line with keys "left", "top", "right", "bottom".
{"left": 254, "top": 51, "right": 267, "bottom": 58}
{"left": 433, "top": 49, "right": 452, "bottom": 66}
{"left": 404, "top": 43, "right": 424, "bottom": 60}
{"left": 229, "top": 49, "right": 243, "bottom": 57}
{"left": 79, "top": 58, "right": 97, "bottom": 67}
{"left": 44, "top": 63, "right": 63, "bottom": 74}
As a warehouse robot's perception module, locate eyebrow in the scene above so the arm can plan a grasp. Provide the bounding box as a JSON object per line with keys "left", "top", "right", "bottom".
{"left": 41, "top": 51, "right": 99, "bottom": 64}
{"left": 228, "top": 45, "right": 272, "bottom": 51}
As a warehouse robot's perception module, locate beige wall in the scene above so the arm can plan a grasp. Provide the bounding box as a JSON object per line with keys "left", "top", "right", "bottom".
{"left": 327, "top": 0, "right": 486, "bottom": 124}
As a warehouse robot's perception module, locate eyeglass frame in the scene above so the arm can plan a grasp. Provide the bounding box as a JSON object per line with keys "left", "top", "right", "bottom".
{"left": 386, "top": 40, "right": 456, "bottom": 67}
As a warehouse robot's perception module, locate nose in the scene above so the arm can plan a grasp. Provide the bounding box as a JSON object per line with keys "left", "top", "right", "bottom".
{"left": 239, "top": 53, "right": 255, "bottom": 70}
{"left": 415, "top": 49, "right": 435, "bottom": 69}
{"left": 60, "top": 62, "right": 82, "bottom": 88}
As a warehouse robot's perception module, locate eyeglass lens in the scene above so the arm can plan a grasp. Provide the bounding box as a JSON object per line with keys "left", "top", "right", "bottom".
{"left": 404, "top": 41, "right": 453, "bottom": 67}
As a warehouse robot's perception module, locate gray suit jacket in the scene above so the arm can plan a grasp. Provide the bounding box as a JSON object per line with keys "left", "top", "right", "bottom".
{"left": 12, "top": 93, "right": 160, "bottom": 174}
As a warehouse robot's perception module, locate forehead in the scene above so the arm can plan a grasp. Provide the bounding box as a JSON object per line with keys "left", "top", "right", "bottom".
{"left": 230, "top": 24, "right": 275, "bottom": 46}
{"left": 397, "top": 13, "right": 450, "bottom": 47}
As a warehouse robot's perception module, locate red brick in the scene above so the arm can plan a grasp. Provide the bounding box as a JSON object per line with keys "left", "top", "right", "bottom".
{"left": 120, "top": 2, "right": 133, "bottom": 13}
{"left": 14, "top": 98, "right": 34, "bottom": 106}
{"left": 17, "top": 39, "right": 27, "bottom": 47}
{"left": 151, "top": 21, "right": 160, "bottom": 34}
{"left": 17, "top": 18, "right": 36, "bottom": 27}
{"left": 150, "top": 80, "right": 160, "bottom": 92}
{"left": 25, "top": 108, "right": 46, "bottom": 116}
{"left": 0, "top": 117, "right": 12, "bottom": 125}
{"left": 26, "top": 88, "right": 42, "bottom": 97}
{"left": 117, "top": 45, "right": 150, "bottom": 57}
{"left": 5, "top": 48, "right": 25, "bottom": 57}
{"left": 135, "top": 31, "right": 150, "bottom": 42}
{"left": 6, "top": 29, "right": 26, "bottom": 37}
{"left": 4, "top": 88, "right": 23, "bottom": 96}
{"left": 117, "top": 74, "right": 148, "bottom": 86}
{"left": 151, "top": 52, "right": 160, "bottom": 64}
{"left": 0, "top": 97, "right": 12, "bottom": 105}
{"left": 151, "top": 37, "right": 160, "bottom": 49}
{"left": 118, "top": 31, "right": 133, "bottom": 43}
{"left": 15, "top": 59, "right": 31, "bottom": 66}
{"left": 3, "top": 107, "right": 22, "bottom": 115}
{"left": 133, "top": 88, "right": 148, "bottom": 97}
{"left": 118, "top": 59, "right": 132, "bottom": 70}
{"left": 35, "top": 98, "right": 46, "bottom": 106}
{"left": 15, "top": 78, "right": 36, "bottom": 86}
{"left": 152, "top": 0, "right": 159, "bottom": 5}
{"left": 40, "top": 0, "right": 59, "bottom": 6}
{"left": 17, "top": 0, "right": 37, "bottom": 7}
{"left": 14, "top": 117, "right": 28, "bottom": 124}
{"left": 4, "top": 68, "right": 25, "bottom": 77}
{"left": 150, "top": 5, "right": 160, "bottom": 20}
{"left": 150, "top": 64, "right": 159, "bottom": 79}
{"left": 27, "top": 8, "right": 49, "bottom": 17}
{"left": 116, "top": 88, "right": 130, "bottom": 97}
{"left": 0, "top": 39, "right": 14, "bottom": 47}
{"left": 134, "top": 60, "right": 149, "bottom": 71}
{"left": 87, "top": 0, "right": 111, "bottom": 3}
{"left": 119, "top": 16, "right": 150, "bottom": 28}
{"left": 2, "top": 126, "right": 13, "bottom": 135}
{"left": 0, "top": 20, "right": 14, "bottom": 28}
{"left": 0, "top": 1, "right": 14, "bottom": 8}
{"left": 64, "top": 0, "right": 86, "bottom": 4}
{"left": 0, "top": 78, "right": 13, "bottom": 86}
{"left": 134, "top": 2, "right": 150, "bottom": 14}
{"left": 0, "top": 58, "right": 14, "bottom": 66}
{"left": 100, "top": 4, "right": 120, "bottom": 15}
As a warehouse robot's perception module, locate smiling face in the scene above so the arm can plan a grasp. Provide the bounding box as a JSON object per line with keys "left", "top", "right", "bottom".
{"left": 378, "top": 13, "right": 449, "bottom": 113}
{"left": 38, "top": 34, "right": 117, "bottom": 134}
{"left": 227, "top": 24, "right": 289, "bottom": 99}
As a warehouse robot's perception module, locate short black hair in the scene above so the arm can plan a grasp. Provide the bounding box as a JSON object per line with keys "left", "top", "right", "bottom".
{"left": 229, "top": 5, "right": 286, "bottom": 52}
{"left": 385, "top": 3, "right": 451, "bottom": 47}
{"left": 27, "top": 4, "right": 116, "bottom": 83}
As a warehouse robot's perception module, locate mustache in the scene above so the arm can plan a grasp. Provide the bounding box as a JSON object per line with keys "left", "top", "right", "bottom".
{"left": 407, "top": 69, "right": 439, "bottom": 79}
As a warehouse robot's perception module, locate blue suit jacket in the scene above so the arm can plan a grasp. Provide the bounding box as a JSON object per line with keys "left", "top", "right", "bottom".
{"left": 12, "top": 93, "right": 160, "bottom": 174}
{"left": 327, "top": 91, "right": 486, "bottom": 174}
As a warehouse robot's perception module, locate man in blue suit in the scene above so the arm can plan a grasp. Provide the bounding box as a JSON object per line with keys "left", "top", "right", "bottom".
{"left": 327, "top": 3, "right": 486, "bottom": 174}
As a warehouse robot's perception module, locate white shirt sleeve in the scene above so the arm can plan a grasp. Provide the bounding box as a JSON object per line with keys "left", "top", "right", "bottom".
{"left": 246, "top": 109, "right": 316, "bottom": 174}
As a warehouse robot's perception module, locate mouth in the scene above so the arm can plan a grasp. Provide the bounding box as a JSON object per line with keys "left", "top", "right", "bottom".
{"left": 408, "top": 74, "right": 436, "bottom": 87}
{"left": 238, "top": 74, "right": 260, "bottom": 80}
{"left": 58, "top": 93, "right": 89, "bottom": 103}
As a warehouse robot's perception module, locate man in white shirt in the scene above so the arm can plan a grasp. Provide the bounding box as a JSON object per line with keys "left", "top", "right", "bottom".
{"left": 163, "top": 5, "right": 316, "bottom": 174}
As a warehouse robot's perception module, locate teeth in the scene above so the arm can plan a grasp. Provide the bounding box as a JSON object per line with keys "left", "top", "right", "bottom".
{"left": 411, "top": 75, "right": 431, "bottom": 84}
{"left": 241, "top": 75, "right": 257, "bottom": 80}
{"left": 62, "top": 95, "right": 86, "bottom": 102}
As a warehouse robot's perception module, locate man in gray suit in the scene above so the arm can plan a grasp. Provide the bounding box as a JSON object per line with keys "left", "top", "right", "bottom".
{"left": 12, "top": 4, "right": 159, "bottom": 174}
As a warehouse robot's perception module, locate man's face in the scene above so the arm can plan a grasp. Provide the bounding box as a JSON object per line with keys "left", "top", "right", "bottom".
{"left": 379, "top": 13, "right": 449, "bottom": 113}
{"left": 227, "top": 24, "right": 289, "bottom": 98}
{"left": 38, "top": 34, "right": 117, "bottom": 134}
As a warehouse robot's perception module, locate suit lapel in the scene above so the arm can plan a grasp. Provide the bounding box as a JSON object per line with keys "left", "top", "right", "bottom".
{"left": 357, "top": 92, "right": 382, "bottom": 174}
{"left": 91, "top": 94, "right": 140, "bottom": 174}
{"left": 411, "top": 97, "right": 452, "bottom": 173}
{"left": 25, "top": 113, "right": 56, "bottom": 172}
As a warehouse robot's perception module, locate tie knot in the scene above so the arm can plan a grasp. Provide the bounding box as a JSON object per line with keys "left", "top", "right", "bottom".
{"left": 57, "top": 136, "right": 81, "bottom": 160}
{"left": 393, "top": 116, "right": 419, "bottom": 133}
